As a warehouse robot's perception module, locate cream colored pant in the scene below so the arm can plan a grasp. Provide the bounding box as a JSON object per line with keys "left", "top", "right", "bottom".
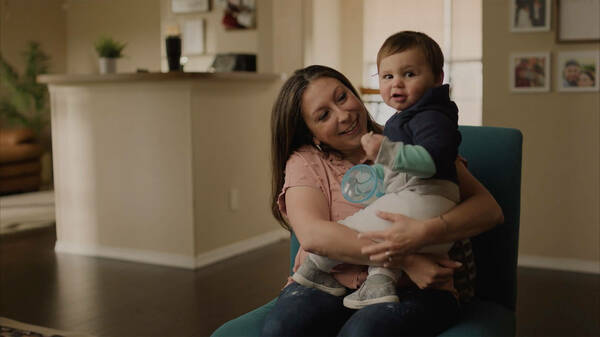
{"left": 309, "top": 189, "right": 457, "bottom": 276}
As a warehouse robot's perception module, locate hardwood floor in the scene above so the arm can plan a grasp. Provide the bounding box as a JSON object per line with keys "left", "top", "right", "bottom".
{"left": 1, "top": 227, "right": 599, "bottom": 337}
{"left": 0, "top": 227, "right": 289, "bottom": 337}
{"left": 516, "top": 266, "right": 600, "bottom": 336}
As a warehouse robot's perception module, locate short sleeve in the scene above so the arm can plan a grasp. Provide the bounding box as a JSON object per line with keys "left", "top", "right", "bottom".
{"left": 277, "top": 150, "right": 328, "bottom": 218}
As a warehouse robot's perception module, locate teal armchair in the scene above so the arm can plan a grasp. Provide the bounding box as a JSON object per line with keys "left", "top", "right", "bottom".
{"left": 212, "top": 126, "right": 522, "bottom": 337}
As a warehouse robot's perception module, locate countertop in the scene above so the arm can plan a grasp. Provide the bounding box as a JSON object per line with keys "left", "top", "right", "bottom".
{"left": 38, "top": 71, "right": 283, "bottom": 84}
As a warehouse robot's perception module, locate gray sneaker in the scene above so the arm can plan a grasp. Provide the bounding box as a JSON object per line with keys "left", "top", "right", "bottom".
{"left": 291, "top": 257, "right": 346, "bottom": 296}
{"left": 343, "top": 274, "right": 399, "bottom": 309}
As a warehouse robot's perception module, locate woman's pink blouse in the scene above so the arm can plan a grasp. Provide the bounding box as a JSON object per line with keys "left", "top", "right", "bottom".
{"left": 277, "top": 145, "right": 372, "bottom": 289}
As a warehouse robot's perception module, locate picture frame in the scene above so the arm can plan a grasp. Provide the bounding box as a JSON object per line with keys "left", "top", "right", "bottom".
{"left": 171, "top": 0, "right": 210, "bottom": 14}
{"left": 221, "top": 0, "right": 256, "bottom": 30}
{"left": 182, "top": 19, "right": 205, "bottom": 55}
{"left": 557, "top": 0, "right": 600, "bottom": 43}
{"left": 509, "top": 52, "right": 551, "bottom": 93}
{"left": 509, "top": 0, "right": 551, "bottom": 32}
{"left": 556, "top": 51, "right": 600, "bottom": 92}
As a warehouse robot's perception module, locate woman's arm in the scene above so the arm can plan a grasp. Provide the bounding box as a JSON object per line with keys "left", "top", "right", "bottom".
{"left": 286, "top": 185, "right": 463, "bottom": 288}
{"left": 360, "top": 159, "right": 504, "bottom": 259}
{"left": 285, "top": 186, "right": 379, "bottom": 265}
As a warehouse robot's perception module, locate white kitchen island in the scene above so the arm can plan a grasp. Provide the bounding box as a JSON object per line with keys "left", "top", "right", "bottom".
{"left": 39, "top": 72, "right": 287, "bottom": 269}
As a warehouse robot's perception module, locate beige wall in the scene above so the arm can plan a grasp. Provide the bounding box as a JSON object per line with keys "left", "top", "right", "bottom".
{"left": 190, "top": 79, "right": 283, "bottom": 253}
{"left": 0, "top": 0, "right": 66, "bottom": 74}
{"left": 483, "top": 0, "right": 600, "bottom": 263}
{"left": 159, "top": 0, "right": 260, "bottom": 72}
{"left": 340, "top": 0, "right": 364, "bottom": 89}
{"left": 65, "top": 0, "right": 161, "bottom": 74}
{"left": 0, "top": 0, "right": 66, "bottom": 185}
{"left": 256, "top": 0, "right": 274, "bottom": 73}
{"left": 272, "top": 0, "right": 303, "bottom": 75}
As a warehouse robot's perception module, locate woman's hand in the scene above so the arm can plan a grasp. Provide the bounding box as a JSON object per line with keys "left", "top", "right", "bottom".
{"left": 395, "top": 254, "right": 462, "bottom": 289}
{"left": 358, "top": 211, "right": 429, "bottom": 260}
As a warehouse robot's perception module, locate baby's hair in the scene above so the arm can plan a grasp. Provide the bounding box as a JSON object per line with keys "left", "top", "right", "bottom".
{"left": 377, "top": 31, "right": 444, "bottom": 82}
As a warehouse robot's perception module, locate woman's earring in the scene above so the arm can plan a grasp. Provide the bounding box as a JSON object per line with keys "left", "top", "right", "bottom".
{"left": 315, "top": 144, "right": 323, "bottom": 152}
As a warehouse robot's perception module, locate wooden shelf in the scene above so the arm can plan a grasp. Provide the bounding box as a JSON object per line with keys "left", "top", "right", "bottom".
{"left": 359, "top": 87, "right": 380, "bottom": 95}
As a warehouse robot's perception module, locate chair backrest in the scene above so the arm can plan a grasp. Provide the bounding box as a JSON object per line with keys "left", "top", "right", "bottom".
{"left": 457, "top": 126, "right": 522, "bottom": 310}
{"left": 289, "top": 125, "right": 522, "bottom": 311}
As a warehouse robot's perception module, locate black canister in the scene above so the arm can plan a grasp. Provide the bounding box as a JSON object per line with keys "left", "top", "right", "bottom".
{"left": 165, "top": 35, "right": 182, "bottom": 71}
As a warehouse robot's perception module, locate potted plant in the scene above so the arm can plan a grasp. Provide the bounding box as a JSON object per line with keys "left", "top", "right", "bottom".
{"left": 94, "top": 36, "right": 126, "bottom": 74}
{"left": 0, "top": 41, "right": 52, "bottom": 193}
{"left": 0, "top": 41, "right": 50, "bottom": 139}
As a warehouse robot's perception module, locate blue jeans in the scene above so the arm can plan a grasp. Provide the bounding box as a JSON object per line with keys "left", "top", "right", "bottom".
{"left": 262, "top": 283, "right": 459, "bottom": 337}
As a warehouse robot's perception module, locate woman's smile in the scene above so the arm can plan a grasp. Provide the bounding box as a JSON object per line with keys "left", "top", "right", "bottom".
{"left": 339, "top": 119, "right": 359, "bottom": 135}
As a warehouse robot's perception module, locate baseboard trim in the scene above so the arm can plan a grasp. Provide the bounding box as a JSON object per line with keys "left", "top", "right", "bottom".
{"left": 55, "top": 241, "right": 197, "bottom": 269}
{"left": 195, "top": 229, "right": 289, "bottom": 269}
{"left": 518, "top": 255, "right": 600, "bottom": 274}
{"left": 54, "top": 229, "right": 290, "bottom": 270}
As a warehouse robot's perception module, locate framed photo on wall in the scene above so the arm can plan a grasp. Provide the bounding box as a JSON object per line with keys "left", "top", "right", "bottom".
{"left": 509, "top": 52, "right": 551, "bottom": 93}
{"left": 557, "top": 0, "right": 600, "bottom": 43}
{"left": 219, "top": 0, "right": 256, "bottom": 29}
{"left": 182, "top": 19, "right": 205, "bottom": 55}
{"left": 557, "top": 51, "right": 600, "bottom": 92}
{"left": 171, "top": 0, "right": 210, "bottom": 14}
{"left": 510, "top": 0, "right": 551, "bottom": 32}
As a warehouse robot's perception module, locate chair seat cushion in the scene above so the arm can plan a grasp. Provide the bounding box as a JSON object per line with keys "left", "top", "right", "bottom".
{"left": 211, "top": 297, "right": 515, "bottom": 337}
{"left": 211, "top": 299, "right": 276, "bottom": 337}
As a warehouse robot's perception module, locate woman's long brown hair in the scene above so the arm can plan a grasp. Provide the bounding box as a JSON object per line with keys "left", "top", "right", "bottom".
{"left": 270, "top": 65, "right": 382, "bottom": 231}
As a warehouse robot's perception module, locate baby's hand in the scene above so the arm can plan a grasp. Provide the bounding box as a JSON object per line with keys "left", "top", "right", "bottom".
{"left": 361, "top": 132, "right": 384, "bottom": 161}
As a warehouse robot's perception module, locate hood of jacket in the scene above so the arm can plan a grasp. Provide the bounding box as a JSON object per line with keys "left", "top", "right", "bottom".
{"left": 394, "top": 84, "right": 458, "bottom": 126}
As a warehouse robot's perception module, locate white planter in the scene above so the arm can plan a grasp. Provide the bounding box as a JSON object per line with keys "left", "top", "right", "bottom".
{"left": 99, "top": 57, "right": 117, "bottom": 74}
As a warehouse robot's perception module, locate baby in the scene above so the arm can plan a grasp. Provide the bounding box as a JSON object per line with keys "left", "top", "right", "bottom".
{"left": 292, "top": 31, "right": 461, "bottom": 309}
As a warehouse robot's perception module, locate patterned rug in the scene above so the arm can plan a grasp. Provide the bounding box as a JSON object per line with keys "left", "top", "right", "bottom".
{"left": 0, "top": 318, "right": 92, "bottom": 337}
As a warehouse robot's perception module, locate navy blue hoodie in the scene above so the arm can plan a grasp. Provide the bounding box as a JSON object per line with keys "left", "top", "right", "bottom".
{"left": 383, "top": 84, "right": 461, "bottom": 184}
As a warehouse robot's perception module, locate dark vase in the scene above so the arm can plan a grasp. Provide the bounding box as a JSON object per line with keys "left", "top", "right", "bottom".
{"left": 165, "top": 35, "right": 182, "bottom": 72}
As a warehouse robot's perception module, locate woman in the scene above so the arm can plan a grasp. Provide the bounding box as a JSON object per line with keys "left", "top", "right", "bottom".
{"left": 262, "top": 65, "right": 503, "bottom": 336}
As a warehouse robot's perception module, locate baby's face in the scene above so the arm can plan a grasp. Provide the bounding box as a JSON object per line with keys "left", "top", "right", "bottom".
{"left": 378, "top": 48, "right": 440, "bottom": 111}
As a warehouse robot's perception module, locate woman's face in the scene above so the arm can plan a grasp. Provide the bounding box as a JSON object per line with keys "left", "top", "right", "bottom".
{"left": 301, "top": 77, "right": 369, "bottom": 157}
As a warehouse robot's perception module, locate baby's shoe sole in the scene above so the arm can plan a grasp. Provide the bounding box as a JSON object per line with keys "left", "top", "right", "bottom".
{"left": 291, "top": 273, "right": 346, "bottom": 296}
{"left": 343, "top": 295, "right": 399, "bottom": 309}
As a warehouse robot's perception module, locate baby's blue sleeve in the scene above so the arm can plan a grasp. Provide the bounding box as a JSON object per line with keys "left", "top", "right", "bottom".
{"left": 374, "top": 136, "right": 436, "bottom": 178}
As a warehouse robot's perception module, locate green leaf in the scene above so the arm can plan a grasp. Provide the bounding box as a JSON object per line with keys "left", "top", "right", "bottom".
{"left": 0, "top": 99, "right": 29, "bottom": 127}
{"left": 0, "top": 41, "right": 50, "bottom": 136}
{"left": 94, "top": 36, "right": 126, "bottom": 58}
